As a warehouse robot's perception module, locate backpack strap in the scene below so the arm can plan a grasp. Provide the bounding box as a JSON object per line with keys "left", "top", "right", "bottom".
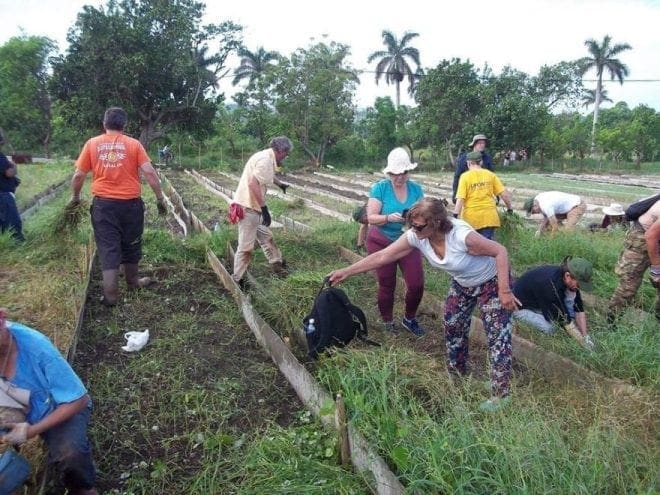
{"left": 347, "top": 303, "right": 380, "bottom": 347}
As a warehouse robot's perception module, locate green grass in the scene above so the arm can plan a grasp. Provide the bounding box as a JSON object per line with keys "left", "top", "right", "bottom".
{"left": 13, "top": 160, "right": 74, "bottom": 210}
{"left": 316, "top": 347, "right": 657, "bottom": 495}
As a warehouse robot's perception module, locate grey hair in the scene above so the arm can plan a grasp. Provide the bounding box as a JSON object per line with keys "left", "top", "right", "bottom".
{"left": 103, "top": 107, "right": 128, "bottom": 131}
{"left": 270, "top": 136, "right": 293, "bottom": 153}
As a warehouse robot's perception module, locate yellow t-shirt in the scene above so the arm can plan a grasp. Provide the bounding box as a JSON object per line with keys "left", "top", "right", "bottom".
{"left": 456, "top": 168, "right": 505, "bottom": 230}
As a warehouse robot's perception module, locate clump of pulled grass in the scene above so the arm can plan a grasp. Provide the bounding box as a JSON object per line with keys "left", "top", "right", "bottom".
{"left": 50, "top": 199, "right": 89, "bottom": 235}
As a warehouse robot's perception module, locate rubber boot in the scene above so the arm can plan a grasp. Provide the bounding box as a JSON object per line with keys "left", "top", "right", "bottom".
{"left": 102, "top": 269, "right": 119, "bottom": 306}
{"left": 123, "top": 263, "right": 153, "bottom": 290}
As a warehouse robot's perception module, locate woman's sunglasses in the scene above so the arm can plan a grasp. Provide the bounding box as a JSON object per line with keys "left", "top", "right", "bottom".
{"left": 411, "top": 223, "right": 427, "bottom": 232}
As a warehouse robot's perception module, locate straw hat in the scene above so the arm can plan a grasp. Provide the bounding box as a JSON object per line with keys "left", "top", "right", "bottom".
{"left": 383, "top": 148, "right": 417, "bottom": 175}
{"left": 602, "top": 203, "right": 625, "bottom": 216}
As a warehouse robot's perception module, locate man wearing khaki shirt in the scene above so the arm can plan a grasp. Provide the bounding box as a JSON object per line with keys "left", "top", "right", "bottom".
{"left": 232, "top": 136, "right": 292, "bottom": 285}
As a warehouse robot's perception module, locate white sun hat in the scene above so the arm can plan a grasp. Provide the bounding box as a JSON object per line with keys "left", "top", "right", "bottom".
{"left": 383, "top": 147, "right": 417, "bottom": 175}
{"left": 602, "top": 203, "right": 625, "bottom": 216}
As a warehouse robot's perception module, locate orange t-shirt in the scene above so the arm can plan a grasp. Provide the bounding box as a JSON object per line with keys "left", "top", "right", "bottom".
{"left": 75, "top": 132, "right": 151, "bottom": 199}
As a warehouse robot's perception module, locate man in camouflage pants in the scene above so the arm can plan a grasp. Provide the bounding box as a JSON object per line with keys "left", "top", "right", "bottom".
{"left": 608, "top": 199, "right": 660, "bottom": 322}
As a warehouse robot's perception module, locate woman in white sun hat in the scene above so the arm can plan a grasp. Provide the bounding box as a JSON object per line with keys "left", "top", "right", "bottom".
{"left": 365, "top": 147, "right": 425, "bottom": 336}
{"left": 590, "top": 202, "right": 627, "bottom": 232}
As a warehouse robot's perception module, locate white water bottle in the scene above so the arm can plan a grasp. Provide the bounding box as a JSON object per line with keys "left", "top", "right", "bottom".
{"left": 306, "top": 318, "right": 316, "bottom": 335}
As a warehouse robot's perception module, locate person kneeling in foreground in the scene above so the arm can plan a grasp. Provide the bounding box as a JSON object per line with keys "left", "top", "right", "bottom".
{"left": 328, "top": 198, "right": 520, "bottom": 411}
{"left": 0, "top": 309, "right": 97, "bottom": 494}
{"left": 512, "top": 257, "right": 595, "bottom": 351}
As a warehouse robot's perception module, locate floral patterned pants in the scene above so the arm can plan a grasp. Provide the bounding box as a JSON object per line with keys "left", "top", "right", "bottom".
{"left": 444, "top": 275, "right": 513, "bottom": 397}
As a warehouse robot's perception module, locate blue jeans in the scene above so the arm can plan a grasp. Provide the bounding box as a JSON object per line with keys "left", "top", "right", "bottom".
{"left": 0, "top": 192, "right": 24, "bottom": 241}
{"left": 476, "top": 227, "right": 495, "bottom": 240}
{"left": 41, "top": 406, "right": 96, "bottom": 491}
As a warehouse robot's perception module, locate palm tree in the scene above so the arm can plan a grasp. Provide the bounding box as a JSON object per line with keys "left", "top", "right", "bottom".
{"left": 232, "top": 46, "right": 280, "bottom": 87}
{"left": 576, "top": 35, "right": 631, "bottom": 152}
{"left": 367, "top": 30, "right": 421, "bottom": 108}
{"left": 581, "top": 88, "right": 612, "bottom": 109}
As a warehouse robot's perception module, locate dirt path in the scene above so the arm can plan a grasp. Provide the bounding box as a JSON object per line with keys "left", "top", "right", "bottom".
{"left": 73, "top": 233, "right": 304, "bottom": 493}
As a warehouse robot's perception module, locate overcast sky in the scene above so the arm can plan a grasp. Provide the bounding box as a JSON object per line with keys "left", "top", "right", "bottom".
{"left": 1, "top": 0, "right": 659, "bottom": 110}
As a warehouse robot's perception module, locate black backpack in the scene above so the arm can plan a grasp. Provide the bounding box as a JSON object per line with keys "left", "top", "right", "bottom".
{"left": 304, "top": 279, "right": 379, "bottom": 359}
{"left": 625, "top": 194, "right": 660, "bottom": 221}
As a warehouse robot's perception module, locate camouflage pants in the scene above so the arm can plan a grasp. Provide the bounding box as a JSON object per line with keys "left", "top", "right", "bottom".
{"left": 444, "top": 275, "right": 512, "bottom": 397}
{"left": 609, "top": 224, "right": 660, "bottom": 316}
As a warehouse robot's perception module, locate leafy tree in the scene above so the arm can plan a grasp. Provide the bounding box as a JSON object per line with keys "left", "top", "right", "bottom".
{"left": 273, "top": 41, "right": 358, "bottom": 167}
{"left": 361, "top": 97, "right": 398, "bottom": 158}
{"left": 232, "top": 46, "right": 280, "bottom": 87}
{"left": 576, "top": 35, "right": 632, "bottom": 152}
{"left": 394, "top": 105, "right": 423, "bottom": 160}
{"left": 533, "top": 61, "right": 584, "bottom": 110}
{"left": 414, "top": 58, "right": 481, "bottom": 166}
{"left": 231, "top": 46, "right": 281, "bottom": 147}
{"left": 0, "top": 35, "right": 56, "bottom": 154}
{"left": 560, "top": 113, "right": 591, "bottom": 165}
{"left": 232, "top": 83, "right": 279, "bottom": 147}
{"left": 626, "top": 105, "right": 658, "bottom": 168}
{"left": 51, "top": 0, "right": 242, "bottom": 147}
{"left": 598, "top": 104, "right": 658, "bottom": 168}
{"left": 367, "top": 30, "right": 421, "bottom": 108}
{"left": 475, "top": 66, "right": 550, "bottom": 158}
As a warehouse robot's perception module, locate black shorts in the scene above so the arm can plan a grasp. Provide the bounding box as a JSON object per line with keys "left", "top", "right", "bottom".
{"left": 91, "top": 197, "right": 144, "bottom": 270}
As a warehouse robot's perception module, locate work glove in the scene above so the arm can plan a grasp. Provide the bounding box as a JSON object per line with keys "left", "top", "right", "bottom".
{"left": 278, "top": 183, "right": 289, "bottom": 194}
{"left": 261, "top": 206, "right": 272, "bottom": 227}
{"left": 506, "top": 208, "right": 513, "bottom": 215}
{"left": 563, "top": 322, "right": 592, "bottom": 351}
{"left": 1, "top": 422, "right": 29, "bottom": 445}
{"left": 156, "top": 197, "right": 167, "bottom": 216}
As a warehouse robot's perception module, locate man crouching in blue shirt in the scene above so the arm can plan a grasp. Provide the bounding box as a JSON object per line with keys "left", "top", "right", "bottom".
{"left": 0, "top": 308, "right": 97, "bottom": 494}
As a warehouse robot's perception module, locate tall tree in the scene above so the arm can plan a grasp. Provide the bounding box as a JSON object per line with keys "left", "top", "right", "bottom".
{"left": 231, "top": 46, "right": 280, "bottom": 146}
{"left": 533, "top": 61, "right": 584, "bottom": 110}
{"left": 367, "top": 30, "right": 421, "bottom": 108}
{"left": 414, "top": 58, "right": 481, "bottom": 166}
{"left": 576, "top": 35, "right": 631, "bottom": 152}
{"left": 0, "top": 35, "right": 56, "bottom": 155}
{"left": 273, "top": 41, "right": 358, "bottom": 167}
{"left": 232, "top": 46, "right": 280, "bottom": 87}
{"left": 51, "top": 0, "right": 242, "bottom": 147}
{"left": 475, "top": 66, "right": 550, "bottom": 158}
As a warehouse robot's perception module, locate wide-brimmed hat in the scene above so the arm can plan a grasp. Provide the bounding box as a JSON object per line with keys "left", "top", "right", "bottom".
{"left": 383, "top": 147, "right": 417, "bottom": 175}
{"left": 567, "top": 257, "right": 594, "bottom": 292}
{"left": 469, "top": 134, "right": 488, "bottom": 147}
{"left": 602, "top": 203, "right": 625, "bottom": 216}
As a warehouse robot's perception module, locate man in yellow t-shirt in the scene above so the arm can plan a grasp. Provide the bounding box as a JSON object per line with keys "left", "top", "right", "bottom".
{"left": 454, "top": 151, "right": 513, "bottom": 240}
{"left": 70, "top": 107, "right": 167, "bottom": 306}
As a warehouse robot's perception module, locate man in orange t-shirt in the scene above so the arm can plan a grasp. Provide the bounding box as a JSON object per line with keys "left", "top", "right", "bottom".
{"left": 69, "top": 107, "right": 167, "bottom": 306}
